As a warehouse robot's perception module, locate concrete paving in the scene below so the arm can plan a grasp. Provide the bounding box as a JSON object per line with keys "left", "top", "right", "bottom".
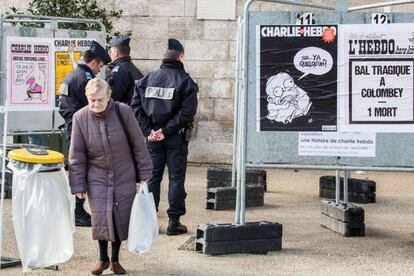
{"left": 1, "top": 166, "right": 414, "bottom": 275}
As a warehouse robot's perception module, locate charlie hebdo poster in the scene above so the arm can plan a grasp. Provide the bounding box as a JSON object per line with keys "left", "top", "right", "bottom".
{"left": 6, "top": 37, "right": 54, "bottom": 111}
{"left": 257, "top": 25, "right": 337, "bottom": 131}
{"left": 338, "top": 23, "right": 414, "bottom": 133}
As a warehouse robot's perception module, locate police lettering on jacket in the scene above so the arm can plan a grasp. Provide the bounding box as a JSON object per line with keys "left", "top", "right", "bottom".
{"left": 131, "top": 59, "right": 198, "bottom": 139}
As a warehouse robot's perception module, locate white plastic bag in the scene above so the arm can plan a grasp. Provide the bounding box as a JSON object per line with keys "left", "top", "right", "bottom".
{"left": 128, "top": 182, "right": 159, "bottom": 254}
{"left": 8, "top": 161, "right": 75, "bottom": 271}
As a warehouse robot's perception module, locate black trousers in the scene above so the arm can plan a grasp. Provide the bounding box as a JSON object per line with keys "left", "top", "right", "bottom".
{"left": 148, "top": 134, "right": 188, "bottom": 219}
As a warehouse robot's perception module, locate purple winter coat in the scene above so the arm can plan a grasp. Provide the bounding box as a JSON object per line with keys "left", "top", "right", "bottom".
{"left": 69, "top": 99, "right": 153, "bottom": 241}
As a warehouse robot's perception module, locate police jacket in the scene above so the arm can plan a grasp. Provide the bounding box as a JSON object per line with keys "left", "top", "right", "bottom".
{"left": 107, "top": 56, "right": 143, "bottom": 104}
{"left": 58, "top": 63, "right": 94, "bottom": 127}
{"left": 131, "top": 59, "right": 198, "bottom": 139}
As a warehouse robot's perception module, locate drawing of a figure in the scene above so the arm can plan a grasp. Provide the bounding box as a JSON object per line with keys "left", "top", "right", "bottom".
{"left": 25, "top": 76, "right": 43, "bottom": 101}
{"left": 265, "top": 72, "right": 312, "bottom": 124}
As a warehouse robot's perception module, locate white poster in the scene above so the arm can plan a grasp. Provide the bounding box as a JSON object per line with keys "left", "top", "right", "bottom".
{"left": 298, "top": 132, "right": 376, "bottom": 157}
{"left": 6, "top": 37, "right": 54, "bottom": 111}
{"left": 338, "top": 23, "right": 414, "bottom": 132}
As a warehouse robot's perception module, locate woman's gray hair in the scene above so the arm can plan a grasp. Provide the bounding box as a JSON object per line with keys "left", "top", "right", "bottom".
{"left": 85, "top": 78, "right": 112, "bottom": 97}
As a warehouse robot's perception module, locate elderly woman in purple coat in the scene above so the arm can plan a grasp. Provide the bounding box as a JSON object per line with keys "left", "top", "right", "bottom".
{"left": 69, "top": 78, "right": 153, "bottom": 275}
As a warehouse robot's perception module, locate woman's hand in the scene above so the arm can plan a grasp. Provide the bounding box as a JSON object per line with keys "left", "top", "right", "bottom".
{"left": 75, "top": 192, "right": 86, "bottom": 199}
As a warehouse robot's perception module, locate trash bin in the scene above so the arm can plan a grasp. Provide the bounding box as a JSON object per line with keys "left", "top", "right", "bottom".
{"left": 7, "top": 146, "right": 75, "bottom": 271}
{"left": 0, "top": 144, "right": 49, "bottom": 199}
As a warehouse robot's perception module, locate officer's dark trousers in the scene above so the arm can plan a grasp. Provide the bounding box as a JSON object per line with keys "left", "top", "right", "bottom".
{"left": 148, "top": 133, "right": 188, "bottom": 219}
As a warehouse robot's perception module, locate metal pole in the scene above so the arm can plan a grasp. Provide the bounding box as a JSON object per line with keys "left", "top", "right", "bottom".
{"left": 349, "top": 0, "right": 414, "bottom": 11}
{"left": 234, "top": 17, "right": 243, "bottom": 224}
{"left": 335, "top": 169, "right": 340, "bottom": 204}
{"left": 343, "top": 170, "right": 349, "bottom": 204}
{"left": 246, "top": 163, "right": 414, "bottom": 172}
{"left": 0, "top": 102, "right": 8, "bottom": 266}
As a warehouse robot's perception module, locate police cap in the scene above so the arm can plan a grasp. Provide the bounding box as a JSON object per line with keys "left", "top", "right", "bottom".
{"left": 90, "top": 41, "right": 111, "bottom": 64}
{"left": 110, "top": 36, "right": 130, "bottom": 47}
{"left": 167, "top": 38, "right": 184, "bottom": 53}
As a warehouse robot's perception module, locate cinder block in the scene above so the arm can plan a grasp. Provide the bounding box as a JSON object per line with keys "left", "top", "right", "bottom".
{"left": 207, "top": 185, "right": 264, "bottom": 201}
{"left": 206, "top": 196, "right": 264, "bottom": 210}
{"left": 195, "top": 222, "right": 282, "bottom": 255}
{"left": 319, "top": 188, "right": 375, "bottom": 204}
{"left": 320, "top": 176, "right": 376, "bottom": 193}
{"left": 196, "top": 222, "right": 282, "bottom": 241}
{"left": 206, "top": 179, "right": 267, "bottom": 191}
{"left": 196, "top": 238, "right": 282, "bottom": 255}
{"left": 320, "top": 200, "right": 364, "bottom": 223}
{"left": 321, "top": 213, "right": 365, "bottom": 237}
{"left": 207, "top": 167, "right": 266, "bottom": 183}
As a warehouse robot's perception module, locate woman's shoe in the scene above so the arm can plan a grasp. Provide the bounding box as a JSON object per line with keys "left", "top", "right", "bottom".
{"left": 91, "top": 260, "right": 110, "bottom": 275}
{"left": 110, "top": 261, "right": 126, "bottom": 274}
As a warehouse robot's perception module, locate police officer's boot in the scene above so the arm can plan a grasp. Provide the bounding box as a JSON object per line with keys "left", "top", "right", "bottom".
{"left": 75, "top": 200, "right": 92, "bottom": 227}
{"left": 167, "top": 217, "right": 187, "bottom": 236}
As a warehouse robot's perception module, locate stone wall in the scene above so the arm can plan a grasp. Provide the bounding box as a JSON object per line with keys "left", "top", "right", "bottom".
{"left": 2, "top": 0, "right": 414, "bottom": 164}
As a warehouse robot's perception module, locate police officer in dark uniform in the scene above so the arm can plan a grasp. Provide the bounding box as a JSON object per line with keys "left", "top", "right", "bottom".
{"left": 131, "top": 38, "right": 198, "bottom": 235}
{"left": 107, "top": 36, "right": 143, "bottom": 104}
{"left": 59, "top": 40, "right": 111, "bottom": 227}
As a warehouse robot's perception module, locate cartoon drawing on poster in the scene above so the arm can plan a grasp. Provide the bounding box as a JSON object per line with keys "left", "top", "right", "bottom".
{"left": 54, "top": 39, "right": 94, "bottom": 106}
{"left": 338, "top": 23, "right": 414, "bottom": 132}
{"left": 257, "top": 25, "right": 337, "bottom": 132}
{"left": 7, "top": 37, "right": 53, "bottom": 111}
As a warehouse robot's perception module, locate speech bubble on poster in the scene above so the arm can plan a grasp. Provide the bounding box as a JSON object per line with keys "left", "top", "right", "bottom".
{"left": 14, "top": 63, "right": 34, "bottom": 84}
{"left": 294, "top": 47, "right": 333, "bottom": 80}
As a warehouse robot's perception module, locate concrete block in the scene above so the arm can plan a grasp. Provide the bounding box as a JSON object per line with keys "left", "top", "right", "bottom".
{"left": 196, "top": 222, "right": 282, "bottom": 241}
{"left": 196, "top": 98, "right": 215, "bottom": 120}
{"left": 195, "top": 222, "right": 282, "bottom": 255}
{"left": 129, "top": 38, "right": 148, "bottom": 60}
{"left": 195, "top": 121, "right": 233, "bottom": 143}
{"left": 198, "top": 79, "right": 233, "bottom": 99}
{"left": 196, "top": 238, "right": 281, "bottom": 255}
{"left": 132, "top": 59, "right": 160, "bottom": 75}
{"left": 320, "top": 176, "right": 376, "bottom": 193}
{"left": 149, "top": 0, "right": 185, "bottom": 16}
{"left": 185, "top": 0, "right": 197, "bottom": 17}
{"left": 185, "top": 61, "right": 215, "bottom": 79}
{"left": 207, "top": 167, "right": 266, "bottom": 183}
{"left": 206, "top": 179, "right": 267, "bottom": 191}
{"left": 320, "top": 200, "right": 364, "bottom": 223}
{"left": 205, "top": 21, "right": 232, "bottom": 40}
{"left": 114, "top": 0, "right": 148, "bottom": 16}
{"left": 185, "top": 40, "right": 228, "bottom": 61}
{"left": 168, "top": 18, "right": 204, "bottom": 40}
{"left": 147, "top": 40, "right": 167, "bottom": 60}
{"left": 188, "top": 141, "right": 232, "bottom": 164}
{"left": 132, "top": 17, "right": 169, "bottom": 39}
{"left": 206, "top": 196, "right": 264, "bottom": 210}
{"left": 207, "top": 185, "right": 264, "bottom": 201}
{"left": 214, "top": 61, "right": 235, "bottom": 79}
{"left": 214, "top": 98, "right": 234, "bottom": 121}
{"left": 321, "top": 214, "right": 365, "bottom": 237}
{"left": 319, "top": 188, "right": 376, "bottom": 204}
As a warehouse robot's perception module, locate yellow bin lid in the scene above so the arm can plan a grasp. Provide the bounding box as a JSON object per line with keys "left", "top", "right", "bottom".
{"left": 8, "top": 148, "right": 64, "bottom": 164}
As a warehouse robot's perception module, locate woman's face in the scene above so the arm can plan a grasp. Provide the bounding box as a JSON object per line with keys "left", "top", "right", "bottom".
{"left": 87, "top": 89, "right": 110, "bottom": 113}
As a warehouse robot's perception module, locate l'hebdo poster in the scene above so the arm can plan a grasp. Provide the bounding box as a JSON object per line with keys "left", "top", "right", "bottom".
{"left": 338, "top": 23, "right": 414, "bottom": 132}
{"left": 257, "top": 25, "right": 337, "bottom": 132}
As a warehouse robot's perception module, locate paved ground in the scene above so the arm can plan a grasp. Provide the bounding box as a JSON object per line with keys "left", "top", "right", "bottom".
{"left": 1, "top": 166, "right": 414, "bottom": 275}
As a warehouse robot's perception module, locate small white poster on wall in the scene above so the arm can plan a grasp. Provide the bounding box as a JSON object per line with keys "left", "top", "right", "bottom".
{"left": 6, "top": 36, "right": 54, "bottom": 111}
{"left": 298, "top": 132, "right": 376, "bottom": 157}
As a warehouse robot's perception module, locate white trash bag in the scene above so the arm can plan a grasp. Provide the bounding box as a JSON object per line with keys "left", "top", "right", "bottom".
{"left": 128, "top": 182, "right": 159, "bottom": 254}
{"left": 8, "top": 160, "right": 75, "bottom": 271}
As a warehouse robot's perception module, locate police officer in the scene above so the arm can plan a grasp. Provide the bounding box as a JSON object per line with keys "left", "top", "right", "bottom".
{"left": 59, "top": 40, "right": 111, "bottom": 227}
{"left": 107, "top": 36, "right": 143, "bottom": 104}
{"left": 131, "top": 38, "right": 198, "bottom": 235}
